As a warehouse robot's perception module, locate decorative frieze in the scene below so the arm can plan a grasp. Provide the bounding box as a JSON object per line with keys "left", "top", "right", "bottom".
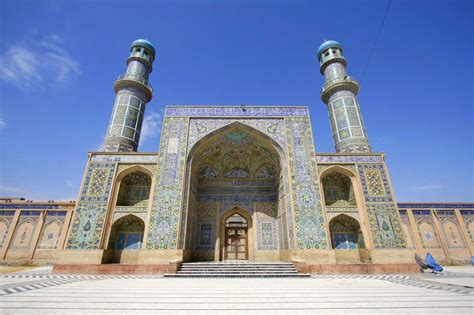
{"left": 316, "top": 155, "right": 383, "bottom": 163}
{"left": 91, "top": 154, "right": 158, "bottom": 163}
{"left": 165, "top": 106, "right": 308, "bottom": 117}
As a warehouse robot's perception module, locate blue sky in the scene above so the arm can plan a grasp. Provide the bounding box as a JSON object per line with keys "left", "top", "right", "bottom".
{"left": 0, "top": 0, "right": 472, "bottom": 202}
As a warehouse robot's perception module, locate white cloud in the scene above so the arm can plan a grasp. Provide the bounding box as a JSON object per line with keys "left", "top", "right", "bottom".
{"left": 0, "top": 185, "right": 31, "bottom": 197}
{"left": 65, "top": 179, "right": 76, "bottom": 188}
{"left": 141, "top": 111, "right": 163, "bottom": 143}
{"left": 0, "top": 33, "right": 80, "bottom": 90}
{"left": 411, "top": 185, "right": 442, "bottom": 191}
{"left": 0, "top": 115, "right": 6, "bottom": 129}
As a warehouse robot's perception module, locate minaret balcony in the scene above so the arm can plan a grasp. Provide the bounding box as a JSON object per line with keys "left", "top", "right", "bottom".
{"left": 321, "top": 76, "right": 359, "bottom": 103}
{"left": 114, "top": 74, "right": 153, "bottom": 101}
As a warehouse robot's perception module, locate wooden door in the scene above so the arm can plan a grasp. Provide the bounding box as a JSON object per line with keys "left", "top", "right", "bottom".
{"left": 225, "top": 227, "right": 248, "bottom": 260}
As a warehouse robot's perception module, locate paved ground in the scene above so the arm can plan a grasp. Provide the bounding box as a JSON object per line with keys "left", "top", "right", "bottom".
{"left": 0, "top": 267, "right": 473, "bottom": 314}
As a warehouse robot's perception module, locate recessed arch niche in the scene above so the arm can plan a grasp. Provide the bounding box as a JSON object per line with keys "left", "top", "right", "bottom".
{"left": 181, "top": 122, "right": 289, "bottom": 261}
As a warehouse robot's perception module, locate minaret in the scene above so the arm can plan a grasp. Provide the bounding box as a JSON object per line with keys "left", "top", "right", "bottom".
{"left": 318, "top": 40, "right": 371, "bottom": 153}
{"left": 102, "top": 39, "right": 156, "bottom": 152}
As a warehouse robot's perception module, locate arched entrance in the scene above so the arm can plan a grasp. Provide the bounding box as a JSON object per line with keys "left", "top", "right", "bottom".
{"left": 181, "top": 122, "right": 289, "bottom": 262}
{"left": 107, "top": 215, "right": 144, "bottom": 263}
{"left": 329, "top": 214, "right": 367, "bottom": 263}
{"left": 329, "top": 214, "right": 363, "bottom": 250}
{"left": 224, "top": 213, "right": 248, "bottom": 260}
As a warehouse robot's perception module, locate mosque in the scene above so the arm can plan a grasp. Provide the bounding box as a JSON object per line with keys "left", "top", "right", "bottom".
{"left": 0, "top": 39, "right": 472, "bottom": 274}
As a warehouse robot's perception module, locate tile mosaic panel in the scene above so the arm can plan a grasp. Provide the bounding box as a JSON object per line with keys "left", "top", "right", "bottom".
{"left": 0, "top": 205, "right": 60, "bottom": 210}
{"left": 220, "top": 202, "right": 255, "bottom": 215}
{"left": 316, "top": 155, "right": 384, "bottom": 163}
{"left": 117, "top": 164, "right": 156, "bottom": 177}
{"left": 195, "top": 202, "right": 217, "bottom": 250}
{"left": 79, "top": 163, "right": 116, "bottom": 203}
{"left": 366, "top": 204, "right": 406, "bottom": 249}
{"left": 147, "top": 117, "right": 189, "bottom": 249}
{"left": 179, "top": 160, "right": 193, "bottom": 249}
{"left": 399, "top": 204, "right": 474, "bottom": 209}
{"left": 66, "top": 204, "right": 108, "bottom": 249}
{"left": 180, "top": 121, "right": 286, "bottom": 249}
{"left": 91, "top": 154, "right": 158, "bottom": 163}
{"left": 256, "top": 203, "right": 278, "bottom": 250}
{"left": 326, "top": 211, "right": 360, "bottom": 222}
{"left": 67, "top": 162, "right": 116, "bottom": 249}
{"left": 286, "top": 117, "right": 327, "bottom": 249}
{"left": 280, "top": 162, "right": 294, "bottom": 249}
{"left": 198, "top": 224, "right": 212, "bottom": 247}
{"left": 357, "top": 164, "right": 393, "bottom": 203}
{"left": 165, "top": 106, "right": 308, "bottom": 117}
{"left": 86, "top": 168, "right": 111, "bottom": 197}
{"left": 188, "top": 119, "right": 286, "bottom": 151}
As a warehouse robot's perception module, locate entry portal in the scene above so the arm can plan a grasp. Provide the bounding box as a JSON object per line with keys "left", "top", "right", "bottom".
{"left": 224, "top": 214, "right": 248, "bottom": 260}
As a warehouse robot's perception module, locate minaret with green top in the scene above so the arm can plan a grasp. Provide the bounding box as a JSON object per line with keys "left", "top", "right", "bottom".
{"left": 102, "top": 39, "right": 156, "bottom": 152}
{"left": 318, "top": 40, "right": 371, "bottom": 153}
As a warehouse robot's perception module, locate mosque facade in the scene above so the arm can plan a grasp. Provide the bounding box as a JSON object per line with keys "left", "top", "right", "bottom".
{"left": 1, "top": 40, "right": 472, "bottom": 273}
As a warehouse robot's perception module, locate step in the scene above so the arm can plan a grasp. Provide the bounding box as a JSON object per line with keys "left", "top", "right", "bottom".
{"left": 181, "top": 264, "right": 294, "bottom": 268}
{"left": 180, "top": 262, "right": 294, "bottom": 265}
{"left": 176, "top": 273, "right": 300, "bottom": 276}
{"left": 180, "top": 266, "right": 295, "bottom": 269}
{"left": 180, "top": 265, "right": 295, "bottom": 268}
{"left": 171, "top": 261, "right": 306, "bottom": 278}
{"left": 179, "top": 269, "right": 297, "bottom": 272}
{"left": 164, "top": 273, "right": 310, "bottom": 278}
{"left": 178, "top": 269, "right": 298, "bottom": 273}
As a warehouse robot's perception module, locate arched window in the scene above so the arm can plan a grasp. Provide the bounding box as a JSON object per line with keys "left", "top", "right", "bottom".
{"left": 322, "top": 172, "right": 356, "bottom": 206}
{"left": 116, "top": 171, "right": 151, "bottom": 206}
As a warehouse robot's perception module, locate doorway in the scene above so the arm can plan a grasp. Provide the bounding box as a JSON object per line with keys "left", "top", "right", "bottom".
{"left": 224, "top": 214, "right": 248, "bottom": 260}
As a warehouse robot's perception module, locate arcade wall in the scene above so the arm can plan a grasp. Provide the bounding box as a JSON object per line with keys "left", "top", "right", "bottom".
{"left": 1, "top": 199, "right": 472, "bottom": 264}
{"left": 0, "top": 200, "right": 75, "bottom": 263}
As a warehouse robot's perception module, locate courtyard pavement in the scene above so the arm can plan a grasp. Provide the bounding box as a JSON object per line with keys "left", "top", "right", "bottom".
{"left": 0, "top": 266, "right": 473, "bottom": 314}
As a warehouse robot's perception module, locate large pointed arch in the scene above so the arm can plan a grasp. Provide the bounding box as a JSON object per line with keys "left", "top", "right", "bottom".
{"left": 179, "top": 121, "right": 291, "bottom": 261}
{"left": 187, "top": 121, "right": 286, "bottom": 161}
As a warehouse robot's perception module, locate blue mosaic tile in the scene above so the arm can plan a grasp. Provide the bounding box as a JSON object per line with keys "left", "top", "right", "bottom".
{"left": 316, "top": 155, "right": 384, "bottom": 163}
{"left": 0, "top": 205, "right": 59, "bottom": 210}
{"left": 398, "top": 203, "right": 474, "bottom": 209}
{"left": 165, "top": 106, "right": 309, "bottom": 117}
{"left": 0, "top": 211, "right": 15, "bottom": 216}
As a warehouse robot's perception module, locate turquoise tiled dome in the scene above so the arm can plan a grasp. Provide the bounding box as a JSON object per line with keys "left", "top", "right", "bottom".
{"left": 317, "top": 40, "right": 342, "bottom": 60}
{"left": 131, "top": 39, "right": 156, "bottom": 57}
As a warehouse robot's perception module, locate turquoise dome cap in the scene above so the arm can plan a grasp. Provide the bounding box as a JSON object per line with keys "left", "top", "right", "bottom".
{"left": 317, "top": 40, "right": 342, "bottom": 60}
{"left": 131, "top": 39, "right": 156, "bottom": 57}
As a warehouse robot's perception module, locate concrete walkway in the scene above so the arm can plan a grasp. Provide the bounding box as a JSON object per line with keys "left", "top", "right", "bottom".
{"left": 0, "top": 267, "right": 473, "bottom": 314}
{"left": 416, "top": 266, "right": 474, "bottom": 288}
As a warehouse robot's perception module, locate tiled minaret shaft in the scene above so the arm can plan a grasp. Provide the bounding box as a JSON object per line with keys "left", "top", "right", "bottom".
{"left": 102, "top": 39, "right": 156, "bottom": 152}
{"left": 318, "top": 40, "right": 371, "bottom": 153}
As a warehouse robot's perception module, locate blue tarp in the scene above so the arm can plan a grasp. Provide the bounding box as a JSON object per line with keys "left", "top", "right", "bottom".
{"left": 426, "top": 253, "right": 443, "bottom": 272}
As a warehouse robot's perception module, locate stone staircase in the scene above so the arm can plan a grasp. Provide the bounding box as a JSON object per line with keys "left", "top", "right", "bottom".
{"left": 164, "top": 261, "right": 310, "bottom": 278}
